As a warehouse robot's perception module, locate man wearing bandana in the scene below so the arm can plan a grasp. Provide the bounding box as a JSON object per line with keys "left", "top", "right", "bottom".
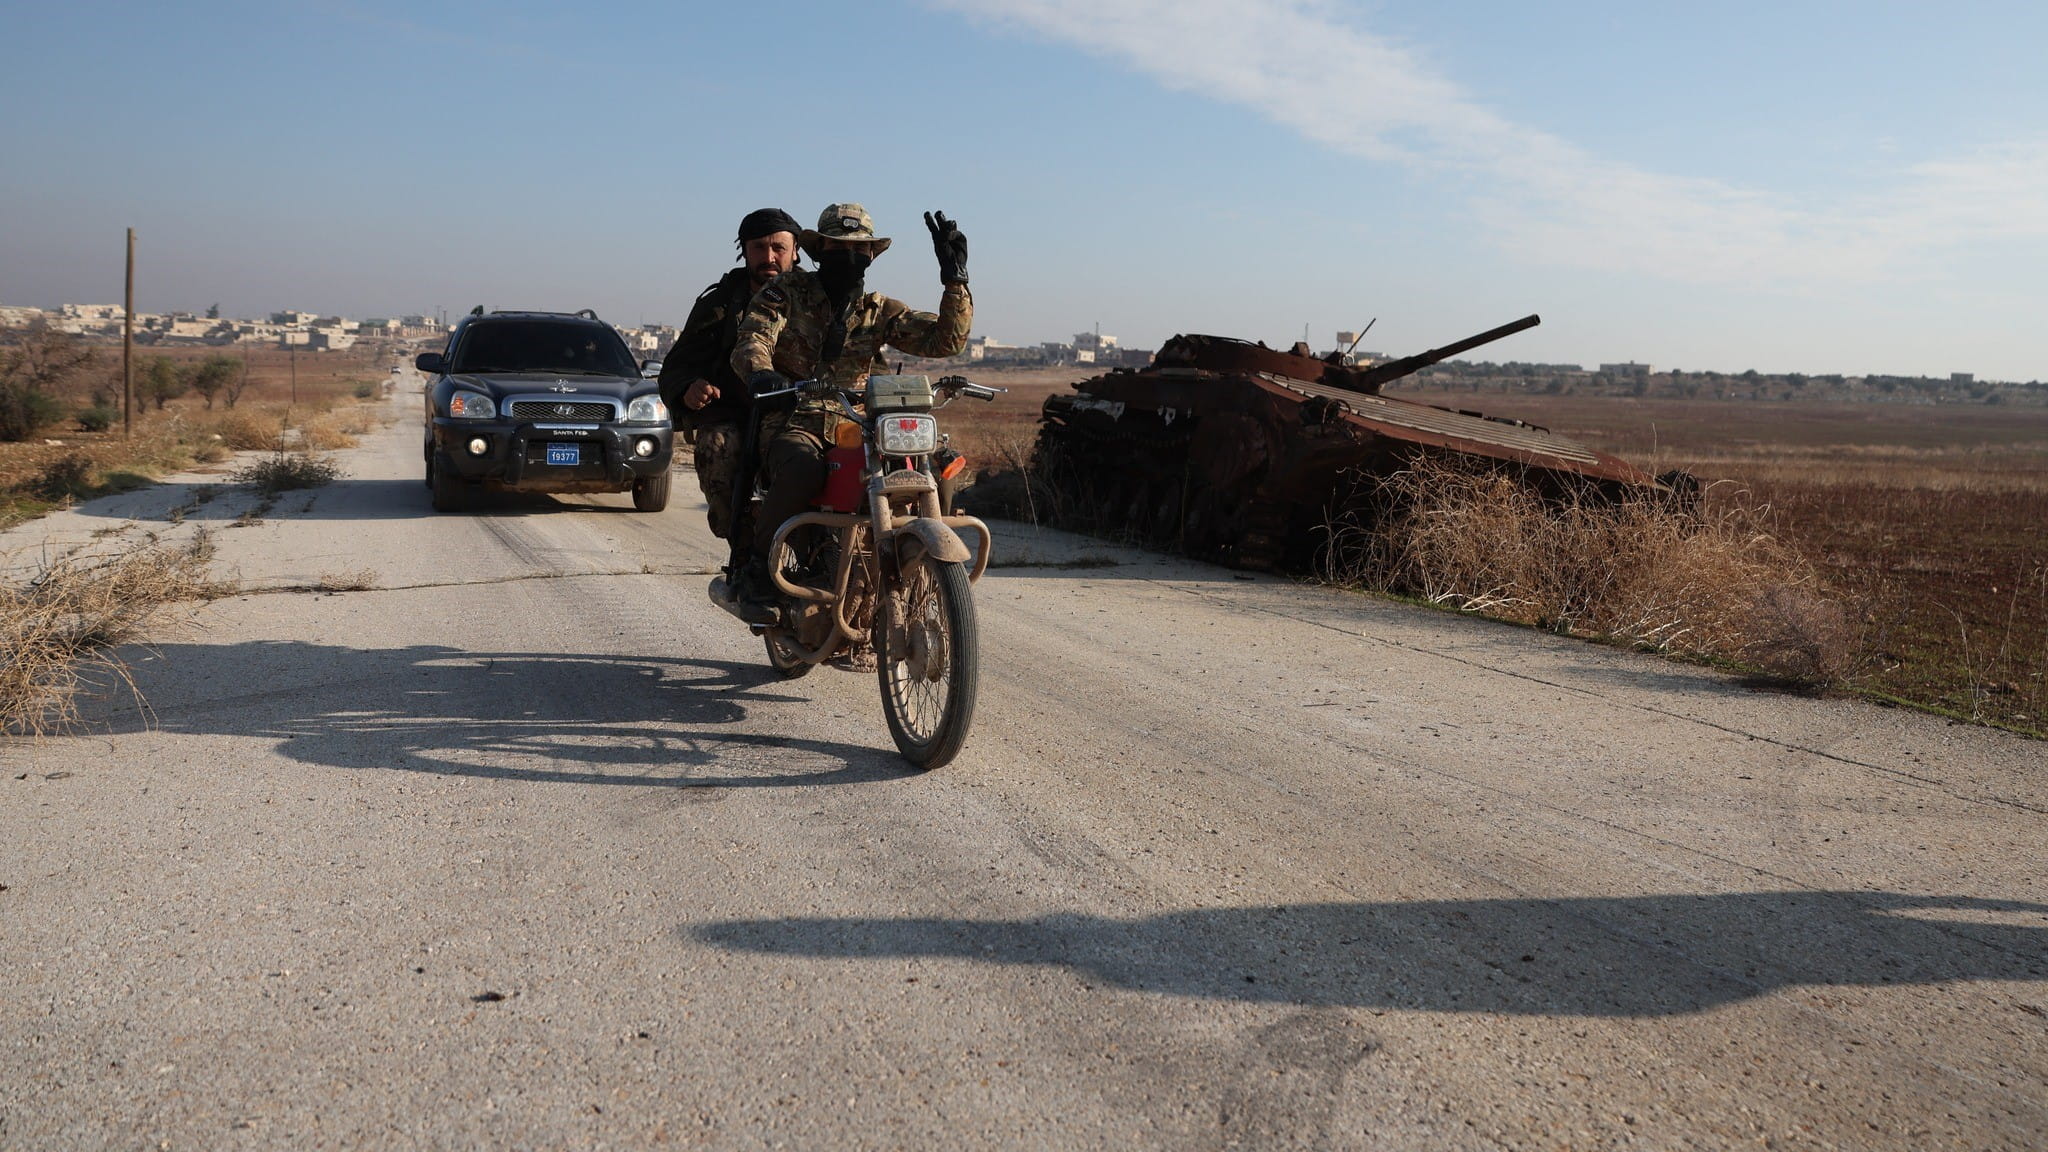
{"left": 659, "top": 207, "right": 803, "bottom": 542}
{"left": 727, "top": 203, "right": 972, "bottom": 619}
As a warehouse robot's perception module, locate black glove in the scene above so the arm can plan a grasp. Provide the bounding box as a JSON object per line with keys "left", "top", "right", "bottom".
{"left": 926, "top": 210, "right": 968, "bottom": 285}
{"left": 747, "top": 369, "right": 790, "bottom": 396}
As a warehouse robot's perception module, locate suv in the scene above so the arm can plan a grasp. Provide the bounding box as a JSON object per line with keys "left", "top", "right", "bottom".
{"left": 418, "top": 309, "right": 674, "bottom": 512}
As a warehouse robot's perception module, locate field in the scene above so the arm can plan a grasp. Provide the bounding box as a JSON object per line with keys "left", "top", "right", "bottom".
{"left": 946, "top": 366, "right": 2048, "bottom": 735}
{"left": 1419, "top": 390, "right": 2048, "bottom": 732}
{"left": 0, "top": 342, "right": 400, "bottom": 528}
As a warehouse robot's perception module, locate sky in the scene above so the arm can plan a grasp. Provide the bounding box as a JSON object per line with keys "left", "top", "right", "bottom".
{"left": 3, "top": 0, "right": 2045, "bottom": 379}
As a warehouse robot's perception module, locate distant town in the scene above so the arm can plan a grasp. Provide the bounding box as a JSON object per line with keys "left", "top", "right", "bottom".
{"left": 0, "top": 301, "right": 1152, "bottom": 368}
{"left": 3, "top": 301, "right": 2038, "bottom": 404}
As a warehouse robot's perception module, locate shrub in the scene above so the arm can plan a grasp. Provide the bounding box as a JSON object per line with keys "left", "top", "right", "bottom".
{"left": 212, "top": 410, "right": 285, "bottom": 451}
{"left": 299, "top": 411, "right": 360, "bottom": 450}
{"left": 31, "top": 455, "right": 94, "bottom": 501}
{"left": 352, "top": 380, "right": 377, "bottom": 400}
{"left": 76, "top": 405, "right": 117, "bottom": 433}
{"left": 0, "top": 326, "right": 95, "bottom": 441}
{"left": 1322, "top": 455, "right": 1863, "bottom": 684}
{"left": 230, "top": 451, "right": 343, "bottom": 493}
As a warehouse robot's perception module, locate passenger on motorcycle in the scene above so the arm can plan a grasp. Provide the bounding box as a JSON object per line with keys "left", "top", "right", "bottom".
{"left": 658, "top": 207, "right": 803, "bottom": 543}
{"left": 727, "top": 202, "right": 973, "bottom": 620}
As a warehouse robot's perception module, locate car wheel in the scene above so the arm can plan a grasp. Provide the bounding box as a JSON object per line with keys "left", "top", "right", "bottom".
{"left": 430, "top": 453, "right": 467, "bottom": 513}
{"left": 631, "top": 470, "right": 671, "bottom": 512}
{"left": 422, "top": 440, "right": 434, "bottom": 488}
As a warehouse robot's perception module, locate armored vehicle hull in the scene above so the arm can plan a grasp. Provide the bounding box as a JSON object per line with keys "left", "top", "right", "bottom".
{"left": 1032, "top": 318, "right": 1667, "bottom": 571}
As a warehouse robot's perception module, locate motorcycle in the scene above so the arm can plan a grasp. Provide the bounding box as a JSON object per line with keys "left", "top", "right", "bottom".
{"left": 708, "top": 372, "right": 1001, "bottom": 769}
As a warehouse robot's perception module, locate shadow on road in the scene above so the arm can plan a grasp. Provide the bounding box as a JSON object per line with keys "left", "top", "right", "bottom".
{"left": 96, "top": 641, "right": 909, "bottom": 788}
{"left": 691, "top": 891, "right": 2048, "bottom": 1016}
{"left": 71, "top": 477, "right": 659, "bottom": 523}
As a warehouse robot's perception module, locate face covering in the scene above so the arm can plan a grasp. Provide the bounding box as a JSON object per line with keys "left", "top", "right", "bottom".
{"left": 816, "top": 248, "right": 872, "bottom": 302}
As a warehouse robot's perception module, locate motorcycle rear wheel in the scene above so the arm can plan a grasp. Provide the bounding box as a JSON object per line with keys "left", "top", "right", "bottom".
{"left": 876, "top": 556, "right": 978, "bottom": 769}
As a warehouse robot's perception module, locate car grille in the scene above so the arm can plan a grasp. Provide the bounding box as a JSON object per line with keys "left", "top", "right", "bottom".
{"left": 510, "top": 399, "right": 617, "bottom": 421}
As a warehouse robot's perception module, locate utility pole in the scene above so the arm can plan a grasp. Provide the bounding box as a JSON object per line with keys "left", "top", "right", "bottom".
{"left": 289, "top": 341, "right": 297, "bottom": 406}
{"left": 122, "top": 228, "right": 134, "bottom": 438}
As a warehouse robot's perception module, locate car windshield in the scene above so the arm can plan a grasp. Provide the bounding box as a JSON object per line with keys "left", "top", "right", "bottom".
{"left": 450, "top": 320, "right": 639, "bottom": 377}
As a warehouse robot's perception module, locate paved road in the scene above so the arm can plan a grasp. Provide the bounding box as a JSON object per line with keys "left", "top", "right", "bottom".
{"left": 3, "top": 385, "right": 2043, "bottom": 1150}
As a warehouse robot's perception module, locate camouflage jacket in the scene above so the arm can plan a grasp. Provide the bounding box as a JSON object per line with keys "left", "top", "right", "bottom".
{"left": 730, "top": 267, "right": 972, "bottom": 407}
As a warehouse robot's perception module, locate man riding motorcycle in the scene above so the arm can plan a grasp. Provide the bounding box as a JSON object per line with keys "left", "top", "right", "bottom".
{"left": 726, "top": 202, "right": 973, "bottom": 622}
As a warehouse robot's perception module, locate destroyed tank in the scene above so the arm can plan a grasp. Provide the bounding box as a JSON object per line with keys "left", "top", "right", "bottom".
{"left": 1031, "top": 314, "right": 1669, "bottom": 572}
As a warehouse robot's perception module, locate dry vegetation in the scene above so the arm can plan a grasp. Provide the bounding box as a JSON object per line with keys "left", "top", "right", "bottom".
{"left": 955, "top": 368, "right": 2047, "bottom": 735}
{"left": 1416, "top": 392, "right": 2048, "bottom": 731}
{"left": 231, "top": 451, "right": 345, "bottom": 493}
{"left": 0, "top": 341, "right": 394, "bottom": 528}
{"left": 0, "top": 531, "right": 219, "bottom": 735}
{"left": 1325, "top": 458, "right": 1858, "bottom": 683}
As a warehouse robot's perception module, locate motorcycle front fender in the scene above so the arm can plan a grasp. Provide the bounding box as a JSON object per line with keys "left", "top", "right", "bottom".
{"left": 891, "top": 516, "right": 973, "bottom": 568}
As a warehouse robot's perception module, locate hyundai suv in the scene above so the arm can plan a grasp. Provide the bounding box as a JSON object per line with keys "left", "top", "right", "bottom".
{"left": 418, "top": 309, "right": 674, "bottom": 512}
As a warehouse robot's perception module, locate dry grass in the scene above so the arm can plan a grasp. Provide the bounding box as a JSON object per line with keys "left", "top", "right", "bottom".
{"left": 314, "top": 568, "right": 379, "bottom": 592}
{"left": 209, "top": 409, "right": 288, "bottom": 452}
{"left": 300, "top": 406, "right": 381, "bottom": 450}
{"left": 1323, "top": 456, "right": 1860, "bottom": 683}
{"left": 230, "top": 451, "right": 344, "bottom": 493}
{"left": 1, "top": 532, "right": 218, "bottom": 735}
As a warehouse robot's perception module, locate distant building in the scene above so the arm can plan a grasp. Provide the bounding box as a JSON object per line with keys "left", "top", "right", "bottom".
{"left": 306, "top": 327, "right": 357, "bottom": 351}
{"left": 1951, "top": 372, "right": 1974, "bottom": 385}
{"left": 1599, "top": 361, "right": 1652, "bottom": 378}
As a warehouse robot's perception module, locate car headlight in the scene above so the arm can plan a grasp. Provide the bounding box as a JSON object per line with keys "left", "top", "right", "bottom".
{"left": 876, "top": 414, "right": 937, "bottom": 455}
{"left": 447, "top": 391, "right": 496, "bottom": 419}
{"left": 624, "top": 394, "right": 669, "bottom": 424}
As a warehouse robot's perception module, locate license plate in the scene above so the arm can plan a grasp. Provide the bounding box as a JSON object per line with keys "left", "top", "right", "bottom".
{"left": 545, "top": 443, "right": 580, "bottom": 466}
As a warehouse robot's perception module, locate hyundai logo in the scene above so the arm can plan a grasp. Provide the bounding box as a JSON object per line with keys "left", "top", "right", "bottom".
{"left": 554, "top": 404, "right": 575, "bottom": 416}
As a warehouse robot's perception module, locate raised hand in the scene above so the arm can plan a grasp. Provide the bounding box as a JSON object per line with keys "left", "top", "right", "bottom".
{"left": 925, "top": 210, "right": 968, "bottom": 285}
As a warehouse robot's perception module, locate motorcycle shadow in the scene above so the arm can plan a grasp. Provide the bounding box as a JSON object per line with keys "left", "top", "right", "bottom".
{"left": 81, "top": 640, "right": 912, "bottom": 788}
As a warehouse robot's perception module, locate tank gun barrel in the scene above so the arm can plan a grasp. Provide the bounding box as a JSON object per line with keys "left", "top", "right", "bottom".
{"left": 1344, "top": 313, "right": 1540, "bottom": 392}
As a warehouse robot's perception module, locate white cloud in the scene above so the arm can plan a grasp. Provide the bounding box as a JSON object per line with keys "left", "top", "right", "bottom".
{"left": 937, "top": 0, "right": 2048, "bottom": 286}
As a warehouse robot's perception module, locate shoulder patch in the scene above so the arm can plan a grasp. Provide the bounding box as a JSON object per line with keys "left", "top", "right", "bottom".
{"left": 760, "top": 284, "right": 788, "bottom": 305}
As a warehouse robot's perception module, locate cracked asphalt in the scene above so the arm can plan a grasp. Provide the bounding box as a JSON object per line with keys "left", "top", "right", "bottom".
{"left": 2, "top": 380, "right": 2044, "bottom": 1150}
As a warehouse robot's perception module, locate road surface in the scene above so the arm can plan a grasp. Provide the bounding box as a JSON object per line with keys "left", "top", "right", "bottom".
{"left": 3, "top": 383, "right": 2043, "bottom": 1149}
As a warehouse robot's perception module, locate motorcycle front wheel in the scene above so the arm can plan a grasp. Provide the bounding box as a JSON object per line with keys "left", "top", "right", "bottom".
{"left": 762, "top": 628, "right": 814, "bottom": 680}
{"left": 877, "top": 556, "right": 978, "bottom": 769}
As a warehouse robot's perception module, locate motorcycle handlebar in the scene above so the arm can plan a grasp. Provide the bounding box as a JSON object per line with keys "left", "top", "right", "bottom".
{"left": 937, "top": 374, "right": 1003, "bottom": 402}
{"left": 755, "top": 377, "right": 1003, "bottom": 405}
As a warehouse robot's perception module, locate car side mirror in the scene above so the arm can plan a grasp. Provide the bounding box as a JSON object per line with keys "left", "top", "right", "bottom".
{"left": 640, "top": 359, "right": 663, "bottom": 379}
{"left": 415, "top": 352, "right": 446, "bottom": 374}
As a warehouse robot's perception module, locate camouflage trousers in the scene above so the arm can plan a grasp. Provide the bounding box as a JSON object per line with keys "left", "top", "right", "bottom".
{"left": 689, "top": 420, "right": 745, "bottom": 539}
{"left": 753, "top": 408, "right": 838, "bottom": 567}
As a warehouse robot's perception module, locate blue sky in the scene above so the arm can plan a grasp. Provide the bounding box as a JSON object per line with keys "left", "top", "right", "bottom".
{"left": 3, "top": 0, "right": 2044, "bottom": 379}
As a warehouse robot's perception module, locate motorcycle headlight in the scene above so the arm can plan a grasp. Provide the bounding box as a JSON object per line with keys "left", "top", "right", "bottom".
{"left": 876, "top": 414, "right": 937, "bottom": 455}
{"left": 447, "top": 391, "right": 496, "bottom": 419}
{"left": 624, "top": 394, "right": 669, "bottom": 424}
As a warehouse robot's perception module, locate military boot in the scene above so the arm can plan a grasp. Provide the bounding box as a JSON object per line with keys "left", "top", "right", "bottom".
{"left": 733, "top": 560, "right": 782, "bottom": 627}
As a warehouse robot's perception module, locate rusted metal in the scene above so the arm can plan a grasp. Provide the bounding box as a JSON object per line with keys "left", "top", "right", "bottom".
{"left": 1032, "top": 315, "right": 1670, "bottom": 571}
